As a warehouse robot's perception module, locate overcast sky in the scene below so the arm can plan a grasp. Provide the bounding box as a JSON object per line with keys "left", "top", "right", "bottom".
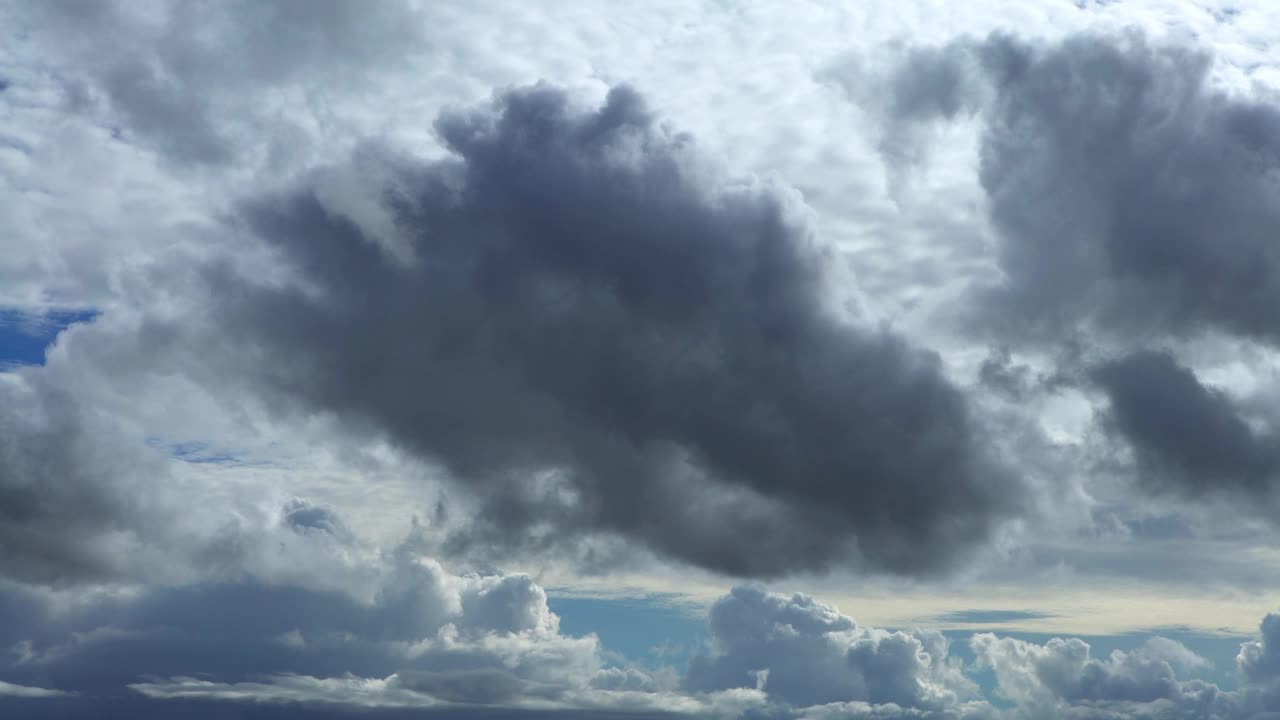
{"left": 6, "top": 0, "right": 1280, "bottom": 718}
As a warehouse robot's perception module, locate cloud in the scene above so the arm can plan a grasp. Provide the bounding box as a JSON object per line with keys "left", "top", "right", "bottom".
{"left": 0, "top": 514, "right": 702, "bottom": 716}
{"left": 1092, "top": 350, "right": 1279, "bottom": 498}
{"left": 688, "top": 586, "right": 979, "bottom": 714}
{"left": 104, "top": 582, "right": 993, "bottom": 719}
{"left": 14, "top": 559, "right": 1280, "bottom": 720}
{"left": 857, "top": 29, "right": 1280, "bottom": 346}
{"left": 0, "top": 365, "right": 180, "bottom": 584}
{"left": 969, "top": 626, "right": 1280, "bottom": 720}
{"left": 0, "top": 680, "right": 70, "bottom": 698}
{"left": 1238, "top": 612, "right": 1280, "bottom": 685}
{"left": 18, "top": 0, "right": 428, "bottom": 167}
{"left": 972, "top": 634, "right": 1193, "bottom": 706}
{"left": 0, "top": 340, "right": 399, "bottom": 588}
{"left": 18, "top": 4, "right": 1280, "bottom": 716}
{"left": 127, "top": 672, "right": 746, "bottom": 717}
{"left": 834, "top": 27, "right": 1280, "bottom": 528}
{"left": 174, "top": 81, "right": 1026, "bottom": 578}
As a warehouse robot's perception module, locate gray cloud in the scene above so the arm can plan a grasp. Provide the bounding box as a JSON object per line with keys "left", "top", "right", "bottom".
{"left": 973, "top": 634, "right": 1189, "bottom": 706}
{"left": 844, "top": 29, "right": 1280, "bottom": 517}
{"left": 0, "top": 680, "right": 70, "bottom": 699}
{"left": 859, "top": 31, "right": 1280, "bottom": 345}
{"left": 0, "top": 519, "right": 687, "bottom": 717}
{"left": 1092, "top": 350, "right": 1279, "bottom": 498}
{"left": 0, "top": 368, "right": 171, "bottom": 584}
{"left": 965, "top": 622, "right": 1280, "bottom": 720}
{"left": 183, "top": 82, "right": 1026, "bottom": 578}
{"left": 1238, "top": 613, "right": 1280, "bottom": 685}
{"left": 15, "top": 564, "right": 1280, "bottom": 720}
{"left": 18, "top": 3, "right": 1280, "bottom": 718}
{"left": 0, "top": 344, "right": 396, "bottom": 588}
{"left": 20, "top": 0, "right": 427, "bottom": 166}
{"left": 100, "top": 582, "right": 989, "bottom": 719}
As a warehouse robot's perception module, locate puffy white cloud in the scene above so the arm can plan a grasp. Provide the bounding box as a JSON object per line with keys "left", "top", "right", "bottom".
{"left": 973, "top": 634, "right": 1194, "bottom": 707}
{"left": 688, "top": 586, "right": 980, "bottom": 715}
{"left": 968, "top": 626, "right": 1280, "bottom": 720}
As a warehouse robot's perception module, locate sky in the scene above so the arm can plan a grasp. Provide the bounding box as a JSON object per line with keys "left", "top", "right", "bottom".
{"left": 6, "top": 0, "right": 1280, "bottom": 717}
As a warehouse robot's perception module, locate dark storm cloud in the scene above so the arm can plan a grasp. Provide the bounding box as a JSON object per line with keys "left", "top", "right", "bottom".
{"left": 862, "top": 31, "right": 1280, "bottom": 345}
{"left": 1093, "top": 351, "right": 1278, "bottom": 498}
{"left": 199, "top": 83, "right": 1023, "bottom": 577}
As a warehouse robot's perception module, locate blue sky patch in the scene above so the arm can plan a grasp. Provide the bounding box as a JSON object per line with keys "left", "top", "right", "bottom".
{"left": 0, "top": 308, "right": 98, "bottom": 369}
{"left": 547, "top": 594, "right": 708, "bottom": 667}
{"left": 145, "top": 439, "right": 246, "bottom": 466}
{"left": 933, "top": 609, "right": 1059, "bottom": 624}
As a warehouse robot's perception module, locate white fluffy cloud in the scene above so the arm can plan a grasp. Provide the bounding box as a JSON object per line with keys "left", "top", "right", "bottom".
{"left": 688, "top": 586, "right": 978, "bottom": 712}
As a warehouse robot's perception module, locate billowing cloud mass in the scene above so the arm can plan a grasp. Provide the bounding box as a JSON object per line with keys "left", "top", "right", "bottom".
{"left": 12, "top": 0, "right": 1280, "bottom": 718}
{"left": 687, "top": 586, "right": 978, "bottom": 713}
{"left": 0, "top": 502, "right": 706, "bottom": 718}
{"left": 863, "top": 30, "right": 1280, "bottom": 344}
{"left": 852, "top": 27, "right": 1280, "bottom": 510}
{"left": 186, "top": 83, "right": 1023, "bottom": 577}
{"left": 964, "top": 611, "right": 1280, "bottom": 720}
{"left": 1093, "top": 350, "right": 1280, "bottom": 498}
{"left": 17, "top": 572, "right": 1280, "bottom": 720}
{"left": 0, "top": 347, "right": 298, "bottom": 586}
{"left": 0, "top": 368, "right": 157, "bottom": 583}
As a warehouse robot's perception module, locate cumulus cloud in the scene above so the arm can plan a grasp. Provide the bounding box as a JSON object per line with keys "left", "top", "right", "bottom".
{"left": 1238, "top": 612, "right": 1280, "bottom": 685}
{"left": 965, "top": 620, "right": 1280, "bottom": 720}
{"left": 0, "top": 512, "right": 694, "bottom": 717}
{"left": 0, "top": 322, "right": 406, "bottom": 589}
{"left": 14, "top": 542, "right": 1280, "bottom": 720}
{"left": 16, "top": 1, "right": 1280, "bottom": 717}
{"left": 172, "top": 81, "right": 1027, "bottom": 578}
{"left": 688, "top": 586, "right": 980, "bottom": 715}
{"left": 102, "top": 582, "right": 999, "bottom": 719}
{"left": 859, "top": 30, "right": 1280, "bottom": 345}
{"left": 0, "top": 368, "right": 165, "bottom": 583}
{"left": 1092, "top": 350, "right": 1280, "bottom": 499}
{"left": 973, "top": 634, "right": 1197, "bottom": 707}
{"left": 840, "top": 27, "right": 1280, "bottom": 520}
